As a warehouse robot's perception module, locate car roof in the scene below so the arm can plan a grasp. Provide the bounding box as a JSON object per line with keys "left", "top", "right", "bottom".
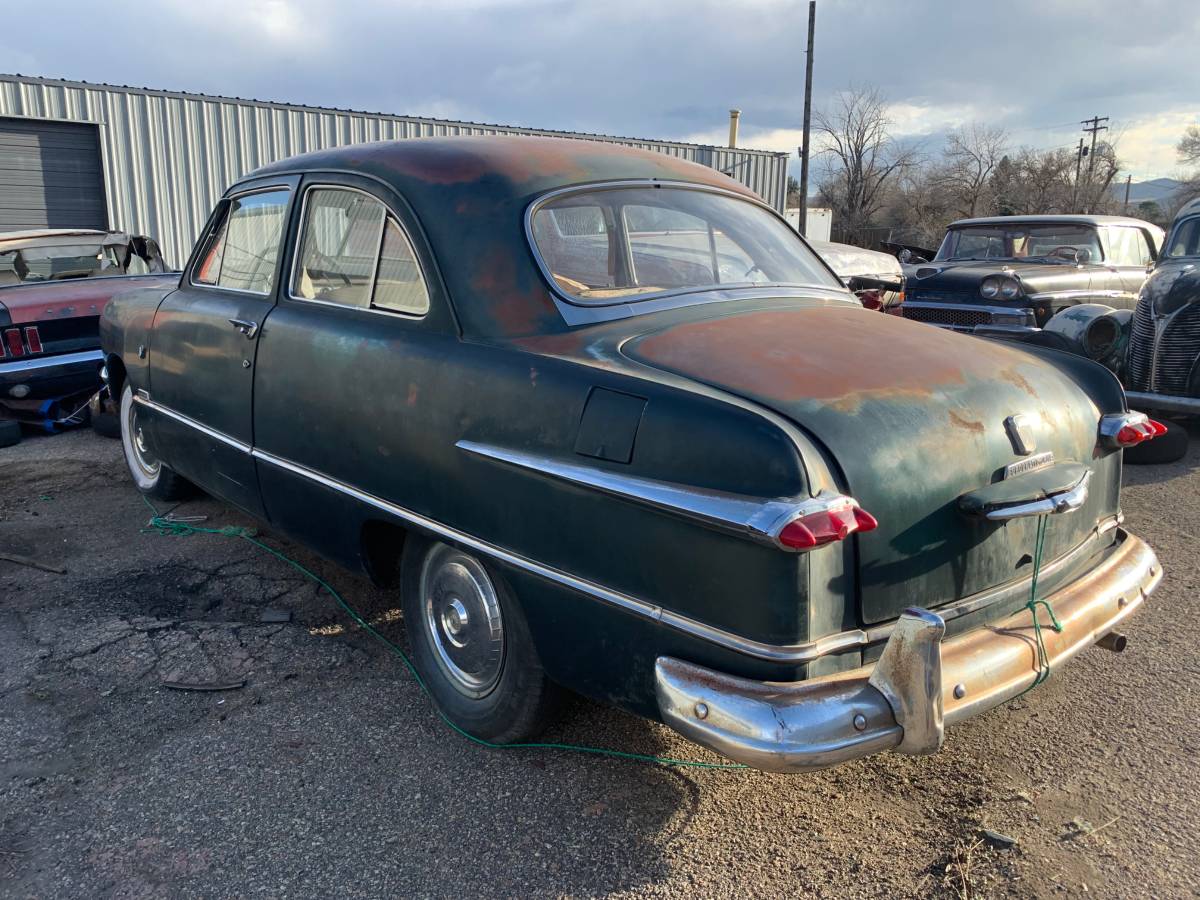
{"left": 948, "top": 214, "right": 1158, "bottom": 229}
{"left": 1174, "top": 197, "right": 1200, "bottom": 223}
{"left": 246, "top": 136, "right": 768, "bottom": 339}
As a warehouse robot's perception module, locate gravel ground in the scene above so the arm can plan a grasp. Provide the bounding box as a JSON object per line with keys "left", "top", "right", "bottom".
{"left": 1, "top": 426, "right": 1197, "bottom": 899}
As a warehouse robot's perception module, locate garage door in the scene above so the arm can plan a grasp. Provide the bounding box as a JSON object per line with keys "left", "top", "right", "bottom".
{"left": 0, "top": 118, "right": 107, "bottom": 232}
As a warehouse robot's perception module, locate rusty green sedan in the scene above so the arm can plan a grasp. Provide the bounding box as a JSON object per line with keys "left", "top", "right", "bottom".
{"left": 99, "top": 136, "right": 1162, "bottom": 772}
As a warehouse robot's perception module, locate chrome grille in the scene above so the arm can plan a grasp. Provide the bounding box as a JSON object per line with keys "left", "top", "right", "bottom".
{"left": 1125, "top": 301, "right": 1156, "bottom": 391}
{"left": 902, "top": 305, "right": 992, "bottom": 327}
{"left": 1127, "top": 301, "right": 1200, "bottom": 395}
{"left": 908, "top": 289, "right": 977, "bottom": 305}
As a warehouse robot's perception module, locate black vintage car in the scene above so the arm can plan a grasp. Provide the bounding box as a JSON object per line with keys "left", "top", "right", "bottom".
{"left": 900, "top": 215, "right": 1165, "bottom": 332}
{"left": 1122, "top": 198, "right": 1200, "bottom": 416}
{"left": 100, "top": 137, "right": 1162, "bottom": 772}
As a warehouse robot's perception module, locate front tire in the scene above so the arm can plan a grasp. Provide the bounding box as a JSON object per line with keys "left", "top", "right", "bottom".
{"left": 400, "top": 537, "right": 558, "bottom": 743}
{"left": 119, "top": 384, "right": 192, "bottom": 500}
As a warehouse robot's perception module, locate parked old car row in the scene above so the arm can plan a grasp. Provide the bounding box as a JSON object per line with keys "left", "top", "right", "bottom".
{"left": 85, "top": 136, "right": 1166, "bottom": 772}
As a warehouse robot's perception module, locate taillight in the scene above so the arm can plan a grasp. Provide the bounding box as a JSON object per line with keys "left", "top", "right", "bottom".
{"left": 857, "top": 289, "right": 883, "bottom": 310}
{"left": 775, "top": 496, "right": 878, "bottom": 550}
{"left": 24, "top": 326, "right": 42, "bottom": 354}
{"left": 1099, "top": 411, "right": 1165, "bottom": 449}
{"left": 3, "top": 328, "right": 23, "bottom": 358}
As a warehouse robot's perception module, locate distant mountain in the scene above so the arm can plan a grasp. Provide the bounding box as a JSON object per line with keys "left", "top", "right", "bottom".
{"left": 1115, "top": 177, "right": 1183, "bottom": 204}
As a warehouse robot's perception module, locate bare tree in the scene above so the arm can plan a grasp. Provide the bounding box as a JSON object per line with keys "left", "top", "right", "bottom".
{"left": 814, "top": 86, "right": 916, "bottom": 244}
{"left": 931, "top": 124, "right": 1009, "bottom": 218}
{"left": 1178, "top": 125, "right": 1200, "bottom": 166}
{"left": 1078, "top": 141, "right": 1122, "bottom": 214}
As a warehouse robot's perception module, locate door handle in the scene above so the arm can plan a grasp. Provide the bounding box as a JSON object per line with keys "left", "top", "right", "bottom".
{"left": 228, "top": 318, "right": 259, "bottom": 339}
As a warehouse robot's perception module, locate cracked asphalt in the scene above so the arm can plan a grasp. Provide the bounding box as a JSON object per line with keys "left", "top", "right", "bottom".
{"left": 1, "top": 427, "right": 1198, "bottom": 898}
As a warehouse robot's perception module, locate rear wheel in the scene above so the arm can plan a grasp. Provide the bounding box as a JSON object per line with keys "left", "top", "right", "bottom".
{"left": 400, "top": 537, "right": 558, "bottom": 743}
{"left": 119, "top": 384, "right": 192, "bottom": 500}
{"left": 0, "top": 419, "right": 21, "bottom": 448}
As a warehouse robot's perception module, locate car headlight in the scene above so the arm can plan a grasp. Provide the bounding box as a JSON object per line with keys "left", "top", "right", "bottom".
{"left": 980, "top": 276, "right": 1001, "bottom": 299}
{"left": 999, "top": 277, "right": 1021, "bottom": 299}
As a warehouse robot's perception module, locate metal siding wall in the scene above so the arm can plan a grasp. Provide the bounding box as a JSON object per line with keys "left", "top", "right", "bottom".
{"left": 0, "top": 77, "right": 788, "bottom": 267}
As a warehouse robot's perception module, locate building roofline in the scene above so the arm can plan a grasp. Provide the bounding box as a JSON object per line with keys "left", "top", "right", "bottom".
{"left": 0, "top": 73, "right": 789, "bottom": 160}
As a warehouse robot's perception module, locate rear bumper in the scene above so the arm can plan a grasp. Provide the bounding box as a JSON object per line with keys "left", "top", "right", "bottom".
{"left": 1124, "top": 390, "right": 1200, "bottom": 415}
{"left": 655, "top": 528, "right": 1159, "bottom": 773}
{"left": 0, "top": 349, "right": 103, "bottom": 400}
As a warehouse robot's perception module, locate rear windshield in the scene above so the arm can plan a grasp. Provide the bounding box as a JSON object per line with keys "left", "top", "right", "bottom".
{"left": 529, "top": 186, "right": 839, "bottom": 304}
{"left": 936, "top": 224, "right": 1103, "bottom": 263}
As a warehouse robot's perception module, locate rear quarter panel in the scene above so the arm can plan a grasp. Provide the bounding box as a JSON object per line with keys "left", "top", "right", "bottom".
{"left": 99, "top": 283, "right": 178, "bottom": 395}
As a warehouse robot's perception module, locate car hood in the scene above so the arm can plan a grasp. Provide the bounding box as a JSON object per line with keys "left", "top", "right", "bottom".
{"left": 0, "top": 274, "right": 178, "bottom": 325}
{"left": 621, "top": 302, "right": 1123, "bottom": 623}
{"left": 907, "top": 260, "right": 1090, "bottom": 298}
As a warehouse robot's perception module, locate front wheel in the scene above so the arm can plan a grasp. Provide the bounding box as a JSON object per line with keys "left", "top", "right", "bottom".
{"left": 119, "top": 384, "right": 192, "bottom": 500}
{"left": 400, "top": 537, "right": 559, "bottom": 743}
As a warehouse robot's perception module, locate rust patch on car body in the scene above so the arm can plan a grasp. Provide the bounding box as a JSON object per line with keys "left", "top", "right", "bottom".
{"left": 626, "top": 306, "right": 1045, "bottom": 410}
{"left": 948, "top": 410, "right": 985, "bottom": 433}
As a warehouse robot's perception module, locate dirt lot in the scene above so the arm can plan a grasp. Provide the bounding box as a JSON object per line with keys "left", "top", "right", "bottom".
{"left": 1, "top": 427, "right": 1197, "bottom": 899}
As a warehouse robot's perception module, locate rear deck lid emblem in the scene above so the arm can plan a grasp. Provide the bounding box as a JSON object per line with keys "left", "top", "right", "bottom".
{"left": 1004, "top": 414, "right": 1036, "bottom": 456}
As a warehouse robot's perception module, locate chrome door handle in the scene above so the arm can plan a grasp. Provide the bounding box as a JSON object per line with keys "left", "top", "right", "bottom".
{"left": 228, "top": 318, "right": 258, "bottom": 339}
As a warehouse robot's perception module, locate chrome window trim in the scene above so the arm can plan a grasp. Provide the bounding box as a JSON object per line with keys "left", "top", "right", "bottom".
{"left": 285, "top": 183, "right": 432, "bottom": 319}
{"left": 131, "top": 392, "right": 1125, "bottom": 666}
{"left": 0, "top": 348, "right": 102, "bottom": 373}
{"left": 187, "top": 184, "right": 294, "bottom": 296}
{"left": 524, "top": 179, "right": 843, "bottom": 311}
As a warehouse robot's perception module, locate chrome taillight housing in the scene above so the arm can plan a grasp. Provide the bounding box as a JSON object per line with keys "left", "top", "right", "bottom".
{"left": 773, "top": 494, "right": 878, "bottom": 551}
{"left": 1099, "top": 411, "right": 1166, "bottom": 449}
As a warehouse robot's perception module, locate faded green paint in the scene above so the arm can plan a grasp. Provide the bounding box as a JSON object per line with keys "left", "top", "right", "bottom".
{"left": 100, "top": 136, "right": 1135, "bottom": 718}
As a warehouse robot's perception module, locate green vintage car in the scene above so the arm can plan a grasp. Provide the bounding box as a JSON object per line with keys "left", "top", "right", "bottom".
{"left": 100, "top": 136, "right": 1163, "bottom": 772}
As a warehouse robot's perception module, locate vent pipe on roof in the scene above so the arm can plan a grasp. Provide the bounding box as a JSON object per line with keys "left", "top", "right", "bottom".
{"left": 728, "top": 109, "right": 741, "bottom": 149}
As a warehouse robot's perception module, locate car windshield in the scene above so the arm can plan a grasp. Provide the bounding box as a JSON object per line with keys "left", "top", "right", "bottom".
{"left": 936, "top": 224, "right": 1104, "bottom": 263}
{"left": 1165, "top": 217, "right": 1200, "bottom": 259}
{"left": 0, "top": 240, "right": 152, "bottom": 283}
{"left": 529, "top": 186, "right": 840, "bottom": 304}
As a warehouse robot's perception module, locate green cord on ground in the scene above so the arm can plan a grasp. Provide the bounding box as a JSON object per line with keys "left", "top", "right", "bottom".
{"left": 138, "top": 493, "right": 746, "bottom": 771}
{"left": 1018, "top": 514, "right": 1063, "bottom": 698}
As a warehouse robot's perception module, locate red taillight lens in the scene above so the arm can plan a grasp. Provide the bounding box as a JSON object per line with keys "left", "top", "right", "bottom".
{"left": 24, "top": 326, "right": 41, "bottom": 354}
{"left": 857, "top": 289, "right": 883, "bottom": 310}
{"left": 3, "top": 328, "right": 23, "bottom": 358}
{"left": 777, "top": 501, "right": 878, "bottom": 550}
{"left": 1115, "top": 419, "right": 1166, "bottom": 446}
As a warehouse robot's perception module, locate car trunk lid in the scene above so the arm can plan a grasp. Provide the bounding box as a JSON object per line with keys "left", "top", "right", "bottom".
{"left": 622, "top": 303, "right": 1119, "bottom": 624}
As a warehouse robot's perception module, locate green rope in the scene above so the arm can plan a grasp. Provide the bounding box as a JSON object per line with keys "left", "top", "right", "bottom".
{"left": 138, "top": 494, "right": 745, "bottom": 771}
{"left": 1018, "top": 514, "right": 1064, "bottom": 697}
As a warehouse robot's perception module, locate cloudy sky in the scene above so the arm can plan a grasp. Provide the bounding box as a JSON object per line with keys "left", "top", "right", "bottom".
{"left": 11, "top": 0, "right": 1199, "bottom": 180}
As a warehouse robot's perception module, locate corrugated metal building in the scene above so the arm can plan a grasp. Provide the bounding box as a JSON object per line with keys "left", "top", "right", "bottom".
{"left": 0, "top": 74, "right": 789, "bottom": 266}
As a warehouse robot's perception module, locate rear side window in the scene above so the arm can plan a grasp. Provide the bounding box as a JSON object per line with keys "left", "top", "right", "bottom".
{"left": 194, "top": 189, "right": 291, "bottom": 293}
{"left": 1166, "top": 217, "right": 1200, "bottom": 258}
{"left": 292, "top": 186, "right": 430, "bottom": 316}
{"left": 1106, "top": 226, "right": 1154, "bottom": 267}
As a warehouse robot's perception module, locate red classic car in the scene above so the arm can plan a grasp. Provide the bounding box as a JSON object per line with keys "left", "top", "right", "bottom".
{"left": 0, "top": 229, "right": 174, "bottom": 441}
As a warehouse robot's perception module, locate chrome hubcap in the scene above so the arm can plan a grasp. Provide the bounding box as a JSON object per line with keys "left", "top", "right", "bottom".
{"left": 420, "top": 545, "right": 504, "bottom": 698}
{"left": 125, "top": 395, "right": 160, "bottom": 479}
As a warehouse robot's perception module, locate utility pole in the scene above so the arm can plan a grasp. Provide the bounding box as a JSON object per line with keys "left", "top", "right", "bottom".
{"left": 1080, "top": 115, "right": 1108, "bottom": 213}
{"left": 797, "top": 0, "right": 816, "bottom": 236}
{"left": 1123, "top": 173, "right": 1133, "bottom": 213}
{"left": 1072, "top": 138, "right": 1085, "bottom": 212}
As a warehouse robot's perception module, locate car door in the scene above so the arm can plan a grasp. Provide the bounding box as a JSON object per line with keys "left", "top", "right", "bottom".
{"left": 249, "top": 175, "right": 460, "bottom": 565}
{"left": 147, "top": 177, "right": 299, "bottom": 517}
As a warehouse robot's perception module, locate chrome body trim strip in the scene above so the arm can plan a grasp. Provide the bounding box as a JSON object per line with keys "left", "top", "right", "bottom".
{"left": 457, "top": 439, "right": 810, "bottom": 546}
{"left": 1026, "top": 289, "right": 1135, "bottom": 303}
{"left": 134, "top": 394, "right": 1127, "bottom": 666}
{"left": 132, "top": 395, "right": 252, "bottom": 454}
{"left": 0, "top": 348, "right": 102, "bottom": 374}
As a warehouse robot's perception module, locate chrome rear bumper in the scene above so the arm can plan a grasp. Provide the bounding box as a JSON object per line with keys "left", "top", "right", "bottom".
{"left": 655, "top": 529, "right": 1160, "bottom": 773}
